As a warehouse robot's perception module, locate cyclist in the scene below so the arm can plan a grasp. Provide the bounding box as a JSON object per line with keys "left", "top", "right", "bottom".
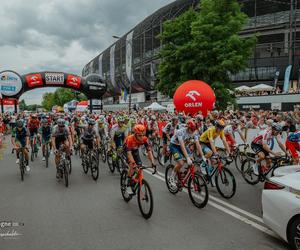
{"left": 11, "top": 120, "right": 30, "bottom": 171}
{"left": 80, "top": 119, "right": 100, "bottom": 153}
{"left": 27, "top": 114, "right": 40, "bottom": 153}
{"left": 97, "top": 116, "right": 109, "bottom": 142}
{"left": 169, "top": 120, "right": 204, "bottom": 186}
{"left": 110, "top": 116, "right": 126, "bottom": 150}
{"left": 124, "top": 124, "right": 156, "bottom": 193}
{"left": 146, "top": 115, "right": 159, "bottom": 140}
{"left": 224, "top": 119, "right": 247, "bottom": 151}
{"left": 251, "top": 123, "right": 287, "bottom": 174}
{"left": 51, "top": 119, "right": 72, "bottom": 179}
{"left": 199, "top": 120, "right": 231, "bottom": 159}
{"left": 162, "top": 116, "right": 179, "bottom": 163}
{"left": 38, "top": 118, "right": 52, "bottom": 161}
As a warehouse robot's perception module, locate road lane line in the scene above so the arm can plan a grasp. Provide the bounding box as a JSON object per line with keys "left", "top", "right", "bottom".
{"left": 153, "top": 169, "right": 264, "bottom": 223}
{"left": 144, "top": 170, "right": 279, "bottom": 239}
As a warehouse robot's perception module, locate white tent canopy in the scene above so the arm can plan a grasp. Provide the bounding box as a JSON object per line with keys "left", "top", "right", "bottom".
{"left": 235, "top": 85, "right": 251, "bottom": 92}
{"left": 250, "top": 84, "right": 274, "bottom": 92}
{"left": 144, "top": 102, "right": 167, "bottom": 111}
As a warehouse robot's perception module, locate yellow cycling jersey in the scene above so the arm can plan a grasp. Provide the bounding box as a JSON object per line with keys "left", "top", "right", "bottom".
{"left": 199, "top": 126, "right": 225, "bottom": 143}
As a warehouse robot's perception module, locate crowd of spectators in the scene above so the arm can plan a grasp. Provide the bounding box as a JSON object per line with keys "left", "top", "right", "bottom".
{"left": 235, "top": 86, "right": 300, "bottom": 97}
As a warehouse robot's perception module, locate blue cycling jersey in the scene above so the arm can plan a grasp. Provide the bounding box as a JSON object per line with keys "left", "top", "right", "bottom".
{"left": 287, "top": 131, "right": 300, "bottom": 143}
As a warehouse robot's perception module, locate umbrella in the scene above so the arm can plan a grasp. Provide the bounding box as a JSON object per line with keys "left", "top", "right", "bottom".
{"left": 144, "top": 102, "right": 167, "bottom": 111}
{"left": 234, "top": 85, "right": 251, "bottom": 92}
{"left": 250, "top": 84, "right": 274, "bottom": 92}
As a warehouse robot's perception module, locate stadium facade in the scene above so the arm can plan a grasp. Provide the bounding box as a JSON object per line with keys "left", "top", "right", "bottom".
{"left": 82, "top": 0, "right": 300, "bottom": 110}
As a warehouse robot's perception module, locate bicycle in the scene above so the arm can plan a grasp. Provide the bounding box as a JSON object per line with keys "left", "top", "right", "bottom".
{"left": 14, "top": 147, "right": 28, "bottom": 181}
{"left": 98, "top": 137, "right": 108, "bottom": 163}
{"left": 44, "top": 141, "right": 51, "bottom": 168}
{"left": 82, "top": 144, "right": 99, "bottom": 181}
{"left": 165, "top": 161, "right": 209, "bottom": 208}
{"left": 120, "top": 164, "right": 156, "bottom": 219}
{"left": 107, "top": 147, "right": 123, "bottom": 174}
{"left": 30, "top": 134, "right": 39, "bottom": 162}
{"left": 157, "top": 144, "right": 173, "bottom": 166}
{"left": 57, "top": 145, "right": 71, "bottom": 187}
{"left": 73, "top": 134, "right": 81, "bottom": 158}
{"left": 241, "top": 155, "right": 291, "bottom": 185}
{"left": 198, "top": 155, "right": 236, "bottom": 199}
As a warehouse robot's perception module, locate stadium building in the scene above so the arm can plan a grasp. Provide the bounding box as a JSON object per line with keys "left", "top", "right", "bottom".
{"left": 83, "top": 0, "right": 300, "bottom": 111}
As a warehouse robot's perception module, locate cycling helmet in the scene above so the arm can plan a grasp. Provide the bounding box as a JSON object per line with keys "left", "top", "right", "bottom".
{"left": 98, "top": 117, "right": 105, "bottom": 123}
{"left": 271, "top": 123, "right": 282, "bottom": 132}
{"left": 31, "top": 114, "right": 37, "bottom": 119}
{"left": 41, "top": 118, "right": 48, "bottom": 125}
{"left": 117, "top": 116, "right": 125, "bottom": 123}
{"left": 123, "top": 115, "right": 129, "bottom": 120}
{"left": 151, "top": 115, "right": 156, "bottom": 121}
{"left": 16, "top": 120, "right": 24, "bottom": 128}
{"left": 133, "top": 124, "right": 146, "bottom": 136}
{"left": 215, "top": 119, "right": 226, "bottom": 129}
{"left": 57, "top": 118, "right": 65, "bottom": 127}
{"left": 88, "top": 119, "right": 96, "bottom": 125}
{"left": 195, "top": 114, "right": 203, "bottom": 122}
{"left": 187, "top": 120, "right": 197, "bottom": 131}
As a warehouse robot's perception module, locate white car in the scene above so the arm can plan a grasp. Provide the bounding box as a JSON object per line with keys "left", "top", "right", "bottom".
{"left": 262, "top": 168, "right": 300, "bottom": 250}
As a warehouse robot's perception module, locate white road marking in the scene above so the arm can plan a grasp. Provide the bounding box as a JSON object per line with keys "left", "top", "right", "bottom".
{"left": 144, "top": 169, "right": 279, "bottom": 239}
{"left": 154, "top": 169, "right": 264, "bottom": 223}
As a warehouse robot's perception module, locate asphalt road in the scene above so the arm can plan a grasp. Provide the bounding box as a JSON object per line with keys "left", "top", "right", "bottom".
{"left": 0, "top": 139, "right": 289, "bottom": 250}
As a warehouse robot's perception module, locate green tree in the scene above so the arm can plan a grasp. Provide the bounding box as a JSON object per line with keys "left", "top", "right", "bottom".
{"left": 156, "top": 0, "right": 256, "bottom": 109}
{"left": 41, "top": 88, "right": 87, "bottom": 111}
{"left": 19, "top": 99, "right": 27, "bottom": 111}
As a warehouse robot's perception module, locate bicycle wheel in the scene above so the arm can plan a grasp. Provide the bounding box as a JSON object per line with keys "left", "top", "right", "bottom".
{"left": 68, "top": 156, "right": 72, "bottom": 174}
{"left": 30, "top": 145, "right": 34, "bottom": 162}
{"left": 234, "top": 153, "right": 243, "bottom": 173}
{"left": 107, "top": 151, "right": 115, "bottom": 173}
{"left": 19, "top": 152, "right": 24, "bottom": 181}
{"left": 165, "top": 164, "right": 179, "bottom": 194}
{"left": 100, "top": 146, "right": 106, "bottom": 163}
{"left": 215, "top": 168, "right": 236, "bottom": 199}
{"left": 91, "top": 155, "right": 99, "bottom": 181}
{"left": 187, "top": 173, "right": 208, "bottom": 208}
{"left": 157, "top": 146, "right": 164, "bottom": 166}
{"left": 241, "top": 158, "right": 260, "bottom": 185}
{"left": 137, "top": 179, "right": 153, "bottom": 220}
{"left": 63, "top": 162, "right": 69, "bottom": 187}
{"left": 120, "top": 170, "right": 132, "bottom": 202}
{"left": 45, "top": 144, "right": 49, "bottom": 168}
{"left": 82, "top": 155, "right": 88, "bottom": 174}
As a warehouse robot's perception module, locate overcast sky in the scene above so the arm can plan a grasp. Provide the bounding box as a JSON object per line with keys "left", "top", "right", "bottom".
{"left": 0, "top": 0, "right": 173, "bottom": 104}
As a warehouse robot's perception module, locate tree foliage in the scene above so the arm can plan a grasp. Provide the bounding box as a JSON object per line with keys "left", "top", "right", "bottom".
{"left": 41, "top": 88, "right": 87, "bottom": 111}
{"left": 156, "top": 0, "right": 256, "bottom": 109}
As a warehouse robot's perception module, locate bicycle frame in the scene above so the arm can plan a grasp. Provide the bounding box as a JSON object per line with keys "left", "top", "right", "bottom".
{"left": 177, "top": 165, "right": 196, "bottom": 189}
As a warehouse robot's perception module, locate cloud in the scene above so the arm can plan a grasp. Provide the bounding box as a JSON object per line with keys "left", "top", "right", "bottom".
{"left": 0, "top": 0, "right": 173, "bottom": 104}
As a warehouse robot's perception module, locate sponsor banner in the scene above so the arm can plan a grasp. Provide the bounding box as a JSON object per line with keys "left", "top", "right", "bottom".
{"left": 99, "top": 54, "right": 103, "bottom": 78}
{"left": 0, "top": 71, "right": 23, "bottom": 96}
{"left": 66, "top": 75, "right": 81, "bottom": 89}
{"left": 126, "top": 31, "right": 134, "bottom": 83}
{"left": 283, "top": 65, "right": 292, "bottom": 93}
{"left": 26, "top": 73, "right": 43, "bottom": 88}
{"left": 45, "top": 72, "right": 64, "bottom": 85}
{"left": 110, "top": 44, "right": 116, "bottom": 88}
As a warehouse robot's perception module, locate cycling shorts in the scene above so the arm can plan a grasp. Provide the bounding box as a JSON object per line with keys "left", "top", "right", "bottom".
{"left": 169, "top": 143, "right": 191, "bottom": 162}
{"left": 251, "top": 143, "right": 269, "bottom": 156}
